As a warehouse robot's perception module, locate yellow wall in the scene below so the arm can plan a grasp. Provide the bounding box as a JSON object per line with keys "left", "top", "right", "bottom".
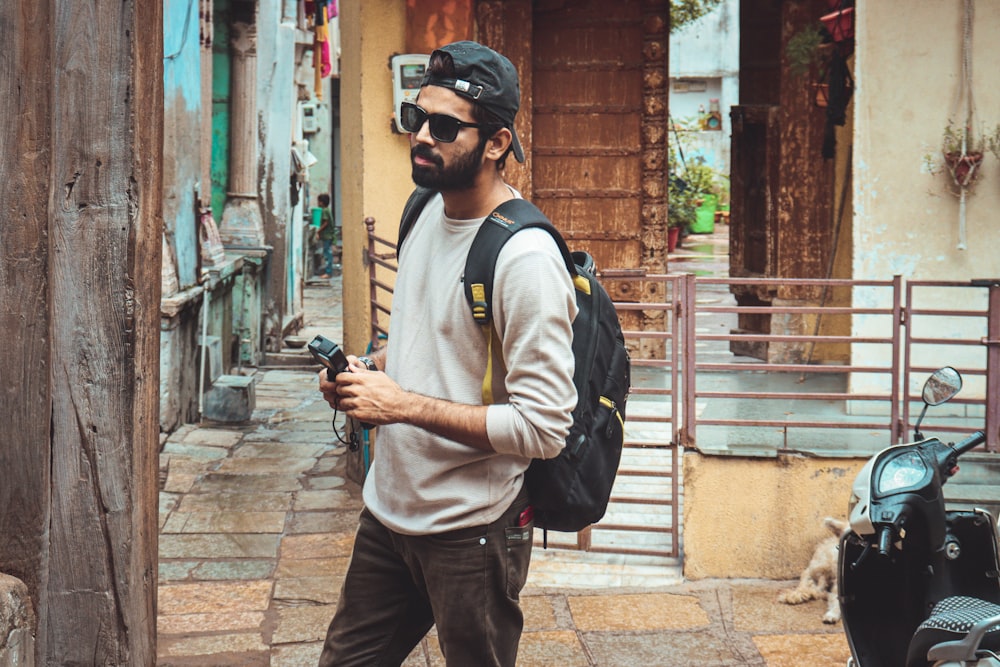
{"left": 340, "top": 0, "right": 413, "bottom": 354}
{"left": 682, "top": 452, "right": 866, "bottom": 579}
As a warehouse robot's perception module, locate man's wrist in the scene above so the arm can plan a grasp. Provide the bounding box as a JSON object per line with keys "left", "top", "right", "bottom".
{"left": 357, "top": 356, "right": 378, "bottom": 372}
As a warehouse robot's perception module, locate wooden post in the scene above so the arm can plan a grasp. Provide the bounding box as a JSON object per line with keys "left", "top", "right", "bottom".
{"left": 0, "top": 0, "right": 163, "bottom": 664}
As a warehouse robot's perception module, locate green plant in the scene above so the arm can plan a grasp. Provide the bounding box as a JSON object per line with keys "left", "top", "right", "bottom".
{"left": 682, "top": 160, "right": 721, "bottom": 200}
{"left": 984, "top": 124, "right": 1000, "bottom": 162}
{"left": 667, "top": 144, "right": 696, "bottom": 230}
{"left": 670, "top": 0, "right": 724, "bottom": 34}
{"left": 668, "top": 182, "right": 698, "bottom": 229}
{"left": 786, "top": 23, "right": 826, "bottom": 78}
{"left": 942, "top": 118, "right": 983, "bottom": 156}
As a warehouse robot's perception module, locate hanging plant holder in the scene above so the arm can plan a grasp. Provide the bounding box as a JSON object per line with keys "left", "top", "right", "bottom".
{"left": 944, "top": 150, "right": 984, "bottom": 190}
{"left": 939, "top": 0, "right": 979, "bottom": 251}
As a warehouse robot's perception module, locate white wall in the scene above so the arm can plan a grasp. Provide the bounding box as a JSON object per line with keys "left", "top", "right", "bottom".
{"left": 851, "top": 2, "right": 1000, "bottom": 400}
{"left": 669, "top": 0, "right": 740, "bottom": 173}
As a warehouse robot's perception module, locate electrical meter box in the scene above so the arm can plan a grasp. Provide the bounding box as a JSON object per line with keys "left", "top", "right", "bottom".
{"left": 301, "top": 103, "right": 319, "bottom": 134}
{"left": 391, "top": 54, "right": 430, "bottom": 133}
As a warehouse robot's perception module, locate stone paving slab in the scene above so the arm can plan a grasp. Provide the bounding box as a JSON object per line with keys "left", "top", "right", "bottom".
{"left": 159, "top": 559, "right": 275, "bottom": 582}
{"left": 159, "top": 610, "right": 265, "bottom": 635}
{"left": 569, "top": 592, "right": 711, "bottom": 632}
{"left": 178, "top": 491, "right": 294, "bottom": 512}
{"left": 162, "top": 511, "right": 287, "bottom": 534}
{"left": 159, "top": 533, "right": 280, "bottom": 559}
{"left": 271, "top": 604, "right": 336, "bottom": 645}
{"left": 197, "top": 472, "right": 304, "bottom": 493}
{"left": 159, "top": 580, "right": 273, "bottom": 615}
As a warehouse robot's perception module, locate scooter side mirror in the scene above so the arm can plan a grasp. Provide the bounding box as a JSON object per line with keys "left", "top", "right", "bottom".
{"left": 922, "top": 367, "right": 963, "bottom": 406}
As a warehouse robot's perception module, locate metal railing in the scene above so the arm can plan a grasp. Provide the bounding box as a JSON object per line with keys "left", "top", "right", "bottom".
{"left": 365, "top": 218, "right": 1000, "bottom": 558}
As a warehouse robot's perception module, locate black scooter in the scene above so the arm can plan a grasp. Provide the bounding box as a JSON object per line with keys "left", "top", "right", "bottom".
{"left": 839, "top": 367, "right": 1000, "bottom": 666}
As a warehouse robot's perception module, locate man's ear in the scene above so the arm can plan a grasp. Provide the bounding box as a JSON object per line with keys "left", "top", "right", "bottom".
{"left": 484, "top": 127, "right": 513, "bottom": 162}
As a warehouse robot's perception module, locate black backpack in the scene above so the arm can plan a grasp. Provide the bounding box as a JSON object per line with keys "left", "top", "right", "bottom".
{"left": 398, "top": 188, "right": 631, "bottom": 536}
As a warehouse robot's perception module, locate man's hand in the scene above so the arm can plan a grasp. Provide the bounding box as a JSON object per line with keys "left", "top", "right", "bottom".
{"left": 333, "top": 356, "right": 408, "bottom": 427}
{"left": 317, "top": 352, "right": 493, "bottom": 451}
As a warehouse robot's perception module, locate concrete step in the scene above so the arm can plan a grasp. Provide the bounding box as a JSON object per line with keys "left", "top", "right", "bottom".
{"left": 948, "top": 452, "right": 1000, "bottom": 485}
{"left": 203, "top": 374, "right": 257, "bottom": 422}
{"left": 263, "top": 348, "right": 316, "bottom": 369}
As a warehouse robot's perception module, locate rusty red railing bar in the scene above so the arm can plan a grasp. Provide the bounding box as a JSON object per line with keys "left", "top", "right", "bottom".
{"left": 698, "top": 391, "right": 891, "bottom": 401}
{"left": 698, "top": 305, "right": 892, "bottom": 316}
{"left": 693, "top": 362, "right": 894, "bottom": 374}
{"left": 907, "top": 337, "right": 983, "bottom": 346}
{"left": 698, "top": 418, "right": 891, "bottom": 430}
{"left": 698, "top": 334, "right": 890, "bottom": 344}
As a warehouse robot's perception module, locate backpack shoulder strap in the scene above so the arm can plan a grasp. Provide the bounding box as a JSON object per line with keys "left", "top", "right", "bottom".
{"left": 463, "top": 198, "right": 576, "bottom": 327}
{"left": 396, "top": 187, "right": 437, "bottom": 254}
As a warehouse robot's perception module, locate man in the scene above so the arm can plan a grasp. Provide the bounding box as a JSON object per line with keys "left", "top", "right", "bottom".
{"left": 318, "top": 41, "right": 577, "bottom": 667}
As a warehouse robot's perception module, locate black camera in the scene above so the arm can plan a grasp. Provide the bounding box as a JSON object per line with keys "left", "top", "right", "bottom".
{"left": 308, "top": 334, "right": 349, "bottom": 382}
{"left": 309, "top": 335, "right": 373, "bottom": 432}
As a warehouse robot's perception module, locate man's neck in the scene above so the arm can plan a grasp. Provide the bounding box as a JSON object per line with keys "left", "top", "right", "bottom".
{"left": 440, "top": 177, "right": 514, "bottom": 220}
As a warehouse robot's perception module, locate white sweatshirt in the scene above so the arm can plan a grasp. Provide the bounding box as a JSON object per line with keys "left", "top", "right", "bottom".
{"left": 363, "top": 192, "right": 578, "bottom": 535}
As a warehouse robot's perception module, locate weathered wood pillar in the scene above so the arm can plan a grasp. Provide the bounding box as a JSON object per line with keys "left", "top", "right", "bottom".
{"left": 219, "top": 20, "right": 266, "bottom": 247}
{"left": 0, "top": 0, "right": 163, "bottom": 664}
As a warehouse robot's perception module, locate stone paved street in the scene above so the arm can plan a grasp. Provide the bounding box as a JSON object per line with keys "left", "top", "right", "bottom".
{"left": 157, "top": 247, "right": 852, "bottom": 665}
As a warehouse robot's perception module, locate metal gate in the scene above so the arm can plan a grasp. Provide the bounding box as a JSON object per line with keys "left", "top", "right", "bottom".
{"left": 366, "top": 221, "right": 1000, "bottom": 559}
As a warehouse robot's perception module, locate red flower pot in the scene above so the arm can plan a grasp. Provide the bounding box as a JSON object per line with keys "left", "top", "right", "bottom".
{"left": 944, "top": 151, "right": 984, "bottom": 188}
{"left": 821, "top": 6, "right": 854, "bottom": 43}
{"left": 668, "top": 226, "right": 681, "bottom": 253}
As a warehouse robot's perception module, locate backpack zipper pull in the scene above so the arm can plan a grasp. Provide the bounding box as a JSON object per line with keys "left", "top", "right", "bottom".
{"left": 600, "top": 396, "right": 621, "bottom": 437}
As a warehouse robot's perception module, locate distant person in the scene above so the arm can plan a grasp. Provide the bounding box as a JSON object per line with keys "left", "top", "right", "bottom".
{"left": 316, "top": 41, "right": 577, "bottom": 666}
{"left": 317, "top": 193, "right": 338, "bottom": 278}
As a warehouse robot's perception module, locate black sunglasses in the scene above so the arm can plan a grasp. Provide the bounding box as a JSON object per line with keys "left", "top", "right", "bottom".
{"left": 400, "top": 102, "right": 494, "bottom": 143}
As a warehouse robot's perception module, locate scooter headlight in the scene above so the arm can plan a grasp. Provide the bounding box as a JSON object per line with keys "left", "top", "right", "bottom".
{"left": 877, "top": 450, "right": 929, "bottom": 495}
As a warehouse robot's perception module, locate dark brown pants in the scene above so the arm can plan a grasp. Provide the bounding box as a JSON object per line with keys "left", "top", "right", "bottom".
{"left": 318, "top": 489, "right": 533, "bottom": 667}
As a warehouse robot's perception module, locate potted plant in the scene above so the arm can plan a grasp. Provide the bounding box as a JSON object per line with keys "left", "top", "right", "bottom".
{"left": 942, "top": 119, "right": 984, "bottom": 190}
{"left": 683, "top": 160, "right": 722, "bottom": 235}
{"left": 667, "top": 177, "right": 696, "bottom": 252}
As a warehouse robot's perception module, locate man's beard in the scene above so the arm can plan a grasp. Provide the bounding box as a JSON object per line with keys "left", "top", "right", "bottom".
{"left": 411, "top": 140, "right": 485, "bottom": 191}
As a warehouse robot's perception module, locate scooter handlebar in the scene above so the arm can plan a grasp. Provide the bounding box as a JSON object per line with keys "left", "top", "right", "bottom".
{"left": 953, "top": 431, "right": 986, "bottom": 456}
{"left": 877, "top": 526, "right": 893, "bottom": 557}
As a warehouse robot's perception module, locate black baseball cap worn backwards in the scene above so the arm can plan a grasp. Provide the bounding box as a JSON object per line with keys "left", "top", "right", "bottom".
{"left": 420, "top": 40, "right": 525, "bottom": 163}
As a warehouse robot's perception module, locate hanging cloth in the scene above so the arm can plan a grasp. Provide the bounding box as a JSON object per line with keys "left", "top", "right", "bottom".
{"left": 313, "top": 1, "right": 332, "bottom": 98}
{"left": 822, "top": 51, "right": 854, "bottom": 159}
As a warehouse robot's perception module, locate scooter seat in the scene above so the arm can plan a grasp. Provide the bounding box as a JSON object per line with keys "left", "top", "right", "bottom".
{"left": 907, "top": 596, "right": 1000, "bottom": 666}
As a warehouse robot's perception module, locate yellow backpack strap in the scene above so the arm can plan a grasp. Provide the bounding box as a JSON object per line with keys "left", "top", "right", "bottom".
{"left": 480, "top": 323, "right": 507, "bottom": 405}
{"left": 465, "top": 199, "right": 574, "bottom": 405}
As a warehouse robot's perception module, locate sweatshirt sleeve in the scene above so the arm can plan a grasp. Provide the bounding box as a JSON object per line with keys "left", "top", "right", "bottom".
{"left": 484, "top": 228, "right": 578, "bottom": 459}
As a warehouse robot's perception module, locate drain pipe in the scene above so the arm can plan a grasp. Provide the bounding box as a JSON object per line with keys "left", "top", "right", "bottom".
{"left": 198, "top": 283, "right": 211, "bottom": 420}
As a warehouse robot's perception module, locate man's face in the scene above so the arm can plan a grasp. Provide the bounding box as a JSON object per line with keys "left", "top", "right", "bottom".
{"left": 409, "top": 86, "right": 488, "bottom": 192}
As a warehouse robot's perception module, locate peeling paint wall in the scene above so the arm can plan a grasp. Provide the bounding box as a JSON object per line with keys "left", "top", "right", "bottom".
{"left": 164, "top": 0, "right": 204, "bottom": 289}
{"left": 851, "top": 2, "right": 1000, "bottom": 397}
{"left": 256, "top": 0, "right": 298, "bottom": 343}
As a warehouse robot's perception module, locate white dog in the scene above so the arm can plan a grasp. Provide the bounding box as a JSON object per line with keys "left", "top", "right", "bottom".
{"left": 777, "top": 517, "right": 848, "bottom": 624}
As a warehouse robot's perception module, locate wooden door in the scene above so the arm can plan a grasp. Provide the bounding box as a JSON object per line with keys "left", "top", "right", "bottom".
{"left": 531, "top": 1, "right": 669, "bottom": 358}
{"left": 531, "top": 1, "right": 668, "bottom": 276}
